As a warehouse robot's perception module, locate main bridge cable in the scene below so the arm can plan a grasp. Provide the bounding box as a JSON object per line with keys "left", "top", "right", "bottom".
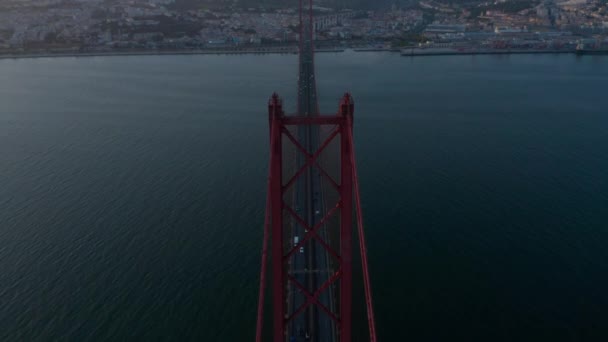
{"left": 345, "top": 112, "right": 378, "bottom": 342}
{"left": 255, "top": 95, "right": 282, "bottom": 342}
{"left": 255, "top": 170, "right": 271, "bottom": 342}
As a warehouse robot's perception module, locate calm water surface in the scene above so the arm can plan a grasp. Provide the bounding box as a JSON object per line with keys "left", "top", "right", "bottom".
{"left": 1, "top": 52, "right": 608, "bottom": 341}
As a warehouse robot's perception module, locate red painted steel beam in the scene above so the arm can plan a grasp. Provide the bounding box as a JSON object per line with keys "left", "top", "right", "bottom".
{"left": 268, "top": 94, "right": 285, "bottom": 342}
{"left": 345, "top": 100, "right": 378, "bottom": 342}
{"left": 259, "top": 92, "right": 377, "bottom": 341}
{"left": 282, "top": 127, "right": 311, "bottom": 160}
{"left": 283, "top": 202, "right": 342, "bottom": 262}
{"left": 282, "top": 126, "right": 340, "bottom": 192}
{"left": 282, "top": 116, "right": 342, "bottom": 126}
{"left": 286, "top": 269, "right": 342, "bottom": 323}
{"left": 286, "top": 277, "right": 337, "bottom": 324}
{"left": 282, "top": 126, "right": 340, "bottom": 197}
{"left": 255, "top": 165, "right": 272, "bottom": 342}
{"left": 315, "top": 161, "right": 340, "bottom": 192}
{"left": 256, "top": 94, "right": 286, "bottom": 342}
{"left": 339, "top": 94, "right": 354, "bottom": 342}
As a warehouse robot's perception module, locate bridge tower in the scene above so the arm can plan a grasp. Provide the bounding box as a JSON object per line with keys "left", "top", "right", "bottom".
{"left": 255, "top": 1, "right": 376, "bottom": 341}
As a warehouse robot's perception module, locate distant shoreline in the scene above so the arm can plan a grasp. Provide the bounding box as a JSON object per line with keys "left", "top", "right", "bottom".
{"left": 400, "top": 49, "right": 584, "bottom": 57}
{"left": 0, "top": 48, "right": 351, "bottom": 60}
{"left": 2, "top": 47, "right": 602, "bottom": 60}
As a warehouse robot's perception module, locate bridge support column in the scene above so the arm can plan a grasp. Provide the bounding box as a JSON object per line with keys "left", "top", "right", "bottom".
{"left": 339, "top": 93, "right": 354, "bottom": 342}
{"left": 269, "top": 94, "right": 285, "bottom": 342}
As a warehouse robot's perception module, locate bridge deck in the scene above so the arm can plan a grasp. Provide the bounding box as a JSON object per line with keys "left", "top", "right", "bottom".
{"left": 287, "top": 1, "right": 337, "bottom": 341}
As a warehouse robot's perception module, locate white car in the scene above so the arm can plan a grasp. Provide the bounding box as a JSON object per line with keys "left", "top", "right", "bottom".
{"left": 299, "top": 247, "right": 304, "bottom": 253}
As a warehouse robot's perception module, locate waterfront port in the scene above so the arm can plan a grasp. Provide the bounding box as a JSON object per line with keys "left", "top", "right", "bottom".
{"left": 576, "top": 39, "right": 608, "bottom": 55}
{"left": 401, "top": 37, "right": 608, "bottom": 57}
{"left": 401, "top": 47, "right": 574, "bottom": 57}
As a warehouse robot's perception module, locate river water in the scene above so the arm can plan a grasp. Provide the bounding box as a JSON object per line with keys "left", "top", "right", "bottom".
{"left": 1, "top": 52, "right": 607, "bottom": 341}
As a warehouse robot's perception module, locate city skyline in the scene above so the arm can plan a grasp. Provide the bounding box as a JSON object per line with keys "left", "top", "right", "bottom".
{"left": 0, "top": 0, "right": 607, "bottom": 56}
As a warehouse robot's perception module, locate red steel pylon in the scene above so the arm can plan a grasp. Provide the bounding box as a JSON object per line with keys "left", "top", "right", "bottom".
{"left": 255, "top": 93, "right": 377, "bottom": 342}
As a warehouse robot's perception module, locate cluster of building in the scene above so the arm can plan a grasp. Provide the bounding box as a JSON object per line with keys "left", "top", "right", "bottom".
{"left": 0, "top": 0, "right": 606, "bottom": 54}
{"left": 0, "top": 0, "right": 424, "bottom": 53}
{"left": 419, "top": 0, "right": 607, "bottom": 51}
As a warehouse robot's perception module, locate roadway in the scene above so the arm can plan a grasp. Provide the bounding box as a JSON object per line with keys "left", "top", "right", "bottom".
{"left": 287, "top": 7, "right": 336, "bottom": 341}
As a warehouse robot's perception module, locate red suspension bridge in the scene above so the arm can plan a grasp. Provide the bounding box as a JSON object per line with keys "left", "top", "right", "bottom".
{"left": 255, "top": 1, "right": 376, "bottom": 341}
